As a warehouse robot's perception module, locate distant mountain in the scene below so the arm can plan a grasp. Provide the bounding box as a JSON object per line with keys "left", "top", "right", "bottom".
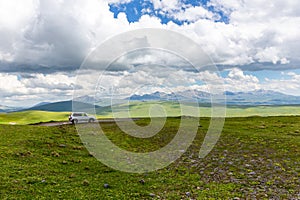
{"left": 0, "top": 105, "right": 22, "bottom": 113}
{"left": 127, "top": 92, "right": 171, "bottom": 101}
{"left": 24, "top": 100, "right": 100, "bottom": 112}
{"left": 225, "top": 90, "right": 300, "bottom": 105}
{"left": 25, "top": 90, "right": 300, "bottom": 112}
{"left": 127, "top": 90, "right": 300, "bottom": 105}
{"left": 74, "top": 95, "right": 98, "bottom": 104}
{"left": 128, "top": 90, "right": 211, "bottom": 101}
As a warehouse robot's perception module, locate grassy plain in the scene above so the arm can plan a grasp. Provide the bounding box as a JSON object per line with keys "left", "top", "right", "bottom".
{"left": 1, "top": 102, "right": 300, "bottom": 125}
{"left": 0, "top": 116, "right": 299, "bottom": 199}
{"left": 98, "top": 101, "right": 300, "bottom": 118}
{"left": 0, "top": 111, "right": 70, "bottom": 125}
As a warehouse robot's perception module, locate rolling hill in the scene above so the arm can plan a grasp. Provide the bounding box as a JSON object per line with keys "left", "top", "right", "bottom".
{"left": 23, "top": 100, "right": 101, "bottom": 112}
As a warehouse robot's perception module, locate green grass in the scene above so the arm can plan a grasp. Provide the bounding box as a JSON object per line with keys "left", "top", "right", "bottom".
{"left": 0, "top": 111, "right": 70, "bottom": 125}
{"left": 98, "top": 101, "right": 300, "bottom": 118}
{"left": 0, "top": 116, "right": 299, "bottom": 199}
{"left": 1, "top": 102, "right": 300, "bottom": 125}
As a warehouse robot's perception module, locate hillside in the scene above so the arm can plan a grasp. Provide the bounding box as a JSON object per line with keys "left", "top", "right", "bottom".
{"left": 0, "top": 111, "right": 69, "bottom": 125}
{"left": 23, "top": 101, "right": 100, "bottom": 112}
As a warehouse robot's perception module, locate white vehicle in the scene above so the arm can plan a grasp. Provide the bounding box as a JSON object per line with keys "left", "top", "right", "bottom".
{"left": 68, "top": 112, "right": 96, "bottom": 124}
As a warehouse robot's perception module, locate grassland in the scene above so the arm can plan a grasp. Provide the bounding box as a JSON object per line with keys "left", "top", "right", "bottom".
{"left": 0, "top": 111, "right": 70, "bottom": 125}
{"left": 0, "top": 116, "right": 299, "bottom": 199}
{"left": 98, "top": 101, "right": 300, "bottom": 118}
{"left": 1, "top": 102, "right": 300, "bottom": 125}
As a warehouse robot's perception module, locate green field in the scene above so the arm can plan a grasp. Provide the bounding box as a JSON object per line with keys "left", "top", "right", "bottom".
{"left": 1, "top": 102, "right": 300, "bottom": 125}
{"left": 0, "top": 111, "right": 70, "bottom": 125}
{"left": 0, "top": 116, "right": 299, "bottom": 199}
{"left": 98, "top": 101, "right": 300, "bottom": 118}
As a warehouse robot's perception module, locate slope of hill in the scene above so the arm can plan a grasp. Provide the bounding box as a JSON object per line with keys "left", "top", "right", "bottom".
{"left": 0, "top": 110, "right": 69, "bottom": 125}
{"left": 23, "top": 100, "right": 100, "bottom": 112}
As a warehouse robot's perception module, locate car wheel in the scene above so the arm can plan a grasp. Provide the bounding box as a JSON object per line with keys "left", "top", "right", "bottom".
{"left": 73, "top": 119, "right": 78, "bottom": 124}
{"left": 89, "top": 118, "right": 94, "bottom": 123}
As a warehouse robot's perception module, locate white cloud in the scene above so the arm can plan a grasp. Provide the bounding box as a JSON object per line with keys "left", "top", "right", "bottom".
{"left": 151, "top": 0, "right": 181, "bottom": 11}
{"left": 224, "top": 68, "right": 260, "bottom": 92}
{"left": 0, "top": 0, "right": 134, "bottom": 70}
{"left": 0, "top": 0, "right": 300, "bottom": 105}
{"left": 0, "top": 0, "right": 299, "bottom": 72}
{"left": 263, "top": 71, "right": 300, "bottom": 95}
{"left": 172, "top": 6, "right": 216, "bottom": 22}
{"left": 0, "top": 73, "right": 75, "bottom": 106}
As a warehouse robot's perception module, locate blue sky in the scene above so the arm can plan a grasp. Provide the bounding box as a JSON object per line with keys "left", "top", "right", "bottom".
{"left": 109, "top": 0, "right": 230, "bottom": 24}
{"left": 0, "top": 0, "right": 299, "bottom": 107}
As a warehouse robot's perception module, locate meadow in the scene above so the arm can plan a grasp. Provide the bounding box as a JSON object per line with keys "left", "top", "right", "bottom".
{"left": 97, "top": 101, "right": 300, "bottom": 118}
{"left": 0, "top": 111, "right": 70, "bottom": 125}
{"left": 1, "top": 102, "right": 300, "bottom": 125}
{"left": 0, "top": 116, "right": 299, "bottom": 199}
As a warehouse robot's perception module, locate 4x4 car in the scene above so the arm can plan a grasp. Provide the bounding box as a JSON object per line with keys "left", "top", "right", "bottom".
{"left": 69, "top": 112, "right": 96, "bottom": 124}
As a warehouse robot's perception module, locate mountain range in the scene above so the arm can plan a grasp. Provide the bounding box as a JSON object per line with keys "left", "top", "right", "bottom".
{"left": 21, "top": 100, "right": 101, "bottom": 112}
{"left": 1, "top": 90, "right": 300, "bottom": 113}
{"left": 127, "top": 89, "right": 300, "bottom": 105}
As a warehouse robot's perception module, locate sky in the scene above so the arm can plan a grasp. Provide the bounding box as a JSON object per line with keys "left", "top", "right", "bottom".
{"left": 0, "top": 0, "right": 300, "bottom": 107}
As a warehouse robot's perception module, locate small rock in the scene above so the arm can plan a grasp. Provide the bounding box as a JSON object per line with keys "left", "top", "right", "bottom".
{"left": 50, "top": 181, "right": 57, "bottom": 185}
{"left": 248, "top": 171, "right": 256, "bottom": 175}
{"left": 89, "top": 152, "right": 96, "bottom": 157}
{"left": 233, "top": 197, "right": 240, "bottom": 200}
{"left": 186, "top": 192, "right": 191, "bottom": 197}
{"left": 103, "top": 183, "right": 110, "bottom": 188}
{"left": 69, "top": 173, "right": 76, "bottom": 178}
{"left": 139, "top": 179, "right": 145, "bottom": 184}
{"left": 82, "top": 179, "right": 89, "bottom": 186}
{"left": 59, "top": 144, "right": 67, "bottom": 148}
{"left": 62, "top": 160, "right": 67, "bottom": 164}
{"left": 149, "top": 193, "right": 155, "bottom": 197}
{"left": 41, "top": 179, "right": 46, "bottom": 183}
{"left": 51, "top": 151, "right": 60, "bottom": 157}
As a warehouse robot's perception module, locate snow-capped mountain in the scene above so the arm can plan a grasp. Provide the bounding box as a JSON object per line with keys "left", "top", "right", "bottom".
{"left": 127, "top": 89, "right": 300, "bottom": 105}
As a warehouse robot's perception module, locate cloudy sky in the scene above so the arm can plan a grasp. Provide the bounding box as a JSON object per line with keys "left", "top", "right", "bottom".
{"left": 0, "top": 0, "right": 300, "bottom": 107}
